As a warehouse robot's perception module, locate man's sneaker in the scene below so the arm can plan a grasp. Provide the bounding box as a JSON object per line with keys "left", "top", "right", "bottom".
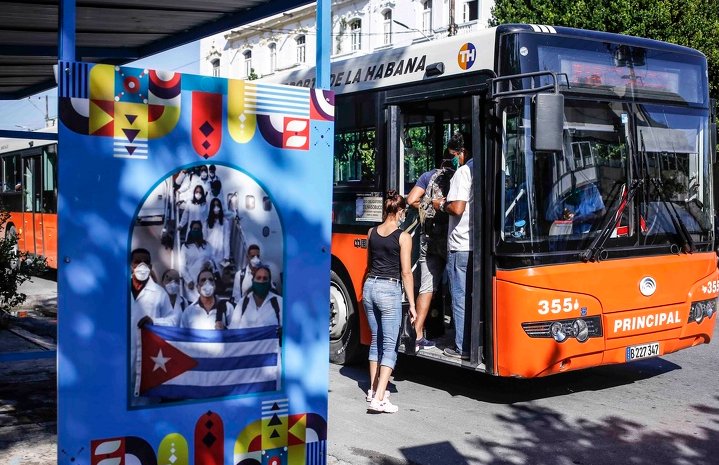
{"left": 367, "top": 398, "right": 399, "bottom": 414}
{"left": 416, "top": 337, "right": 436, "bottom": 349}
{"left": 443, "top": 347, "right": 470, "bottom": 360}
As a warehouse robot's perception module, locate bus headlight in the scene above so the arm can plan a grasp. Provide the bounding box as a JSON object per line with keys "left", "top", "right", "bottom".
{"left": 572, "top": 319, "right": 590, "bottom": 343}
{"left": 522, "top": 316, "right": 603, "bottom": 342}
{"left": 689, "top": 298, "right": 717, "bottom": 323}
{"left": 550, "top": 322, "right": 567, "bottom": 343}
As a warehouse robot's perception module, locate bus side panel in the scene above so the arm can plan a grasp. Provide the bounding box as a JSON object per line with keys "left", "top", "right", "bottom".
{"left": 331, "top": 232, "right": 371, "bottom": 345}
{"left": 495, "top": 279, "right": 605, "bottom": 378}
{"left": 41, "top": 213, "right": 57, "bottom": 269}
{"left": 18, "top": 212, "right": 34, "bottom": 256}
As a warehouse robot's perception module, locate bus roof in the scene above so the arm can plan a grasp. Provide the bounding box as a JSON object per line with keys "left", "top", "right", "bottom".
{"left": 0, "top": 124, "right": 57, "bottom": 154}
{"left": 266, "top": 24, "right": 705, "bottom": 95}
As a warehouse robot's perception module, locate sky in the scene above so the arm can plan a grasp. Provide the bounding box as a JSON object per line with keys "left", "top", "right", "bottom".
{"left": 0, "top": 41, "right": 200, "bottom": 131}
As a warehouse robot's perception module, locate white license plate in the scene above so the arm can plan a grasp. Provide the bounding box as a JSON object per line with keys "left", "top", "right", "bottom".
{"left": 625, "top": 342, "right": 660, "bottom": 362}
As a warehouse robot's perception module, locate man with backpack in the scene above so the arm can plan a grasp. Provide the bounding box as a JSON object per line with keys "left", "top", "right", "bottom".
{"left": 407, "top": 143, "right": 458, "bottom": 349}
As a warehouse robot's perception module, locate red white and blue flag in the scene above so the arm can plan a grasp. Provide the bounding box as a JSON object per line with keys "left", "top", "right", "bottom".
{"left": 138, "top": 324, "right": 280, "bottom": 399}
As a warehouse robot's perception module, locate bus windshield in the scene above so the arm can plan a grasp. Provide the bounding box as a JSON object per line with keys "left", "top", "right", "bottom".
{"left": 499, "top": 97, "right": 712, "bottom": 261}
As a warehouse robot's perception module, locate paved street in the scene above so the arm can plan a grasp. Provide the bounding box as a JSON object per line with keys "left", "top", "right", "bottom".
{"left": 1, "top": 277, "right": 718, "bottom": 464}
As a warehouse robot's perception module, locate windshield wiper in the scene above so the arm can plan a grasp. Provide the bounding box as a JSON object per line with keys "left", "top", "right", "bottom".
{"left": 639, "top": 132, "right": 694, "bottom": 253}
{"left": 580, "top": 179, "right": 642, "bottom": 262}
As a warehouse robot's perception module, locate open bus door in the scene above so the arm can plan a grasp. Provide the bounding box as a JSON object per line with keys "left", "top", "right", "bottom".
{"left": 20, "top": 146, "right": 57, "bottom": 268}
{"left": 386, "top": 89, "right": 489, "bottom": 371}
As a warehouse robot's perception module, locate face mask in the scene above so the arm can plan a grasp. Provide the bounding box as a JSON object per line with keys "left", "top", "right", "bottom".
{"left": 451, "top": 156, "right": 460, "bottom": 170}
{"left": 200, "top": 172, "right": 208, "bottom": 180}
{"left": 133, "top": 263, "right": 151, "bottom": 282}
{"left": 213, "top": 206, "right": 221, "bottom": 214}
{"left": 249, "top": 256, "right": 261, "bottom": 267}
{"left": 200, "top": 281, "right": 215, "bottom": 297}
{"left": 188, "top": 230, "right": 203, "bottom": 243}
{"left": 165, "top": 281, "right": 179, "bottom": 296}
{"left": 209, "top": 173, "right": 216, "bottom": 179}
{"left": 397, "top": 213, "right": 405, "bottom": 226}
{"left": 194, "top": 192, "right": 202, "bottom": 201}
{"left": 252, "top": 280, "right": 271, "bottom": 298}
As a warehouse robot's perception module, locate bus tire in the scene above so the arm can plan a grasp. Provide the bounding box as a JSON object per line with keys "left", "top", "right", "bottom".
{"left": 329, "top": 270, "right": 363, "bottom": 365}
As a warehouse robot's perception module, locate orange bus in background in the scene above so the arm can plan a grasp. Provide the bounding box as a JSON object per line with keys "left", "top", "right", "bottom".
{"left": 275, "top": 24, "right": 718, "bottom": 377}
{"left": 0, "top": 125, "right": 58, "bottom": 269}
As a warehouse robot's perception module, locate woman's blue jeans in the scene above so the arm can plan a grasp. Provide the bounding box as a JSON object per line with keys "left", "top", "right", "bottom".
{"left": 362, "top": 276, "right": 402, "bottom": 369}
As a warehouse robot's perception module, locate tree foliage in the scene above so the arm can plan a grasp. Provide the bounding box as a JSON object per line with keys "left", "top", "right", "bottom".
{"left": 0, "top": 209, "right": 47, "bottom": 316}
{"left": 490, "top": 0, "right": 719, "bottom": 99}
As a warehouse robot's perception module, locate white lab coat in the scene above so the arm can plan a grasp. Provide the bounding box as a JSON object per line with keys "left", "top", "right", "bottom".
{"left": 178, "top": 201, "right": 209, "bottom": 240}
{"left": 204, "top": 219, "right": 231, "bottom": 265}
{"left": 181, "top": 243, "right": 216, "bottom": 302}
{"left": 181, "top": 300, "right": 233, "bottom": 329}
{"left": 229, "top": 292, "right": 283, "bottom": 329}
{"left": 129, "top": 278, "right": 179, "bottom": 395}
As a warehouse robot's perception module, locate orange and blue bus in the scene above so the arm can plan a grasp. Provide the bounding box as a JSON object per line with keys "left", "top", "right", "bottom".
{"left": 274, "top": 24, "right": 718, "bottom": 376}
{"left": 0, "top": 125, "right": 58, "bottom": 269}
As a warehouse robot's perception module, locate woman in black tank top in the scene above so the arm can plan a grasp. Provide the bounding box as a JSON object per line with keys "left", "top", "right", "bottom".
{"left": 363, "top": 190, "right": 416, "bottom": 414}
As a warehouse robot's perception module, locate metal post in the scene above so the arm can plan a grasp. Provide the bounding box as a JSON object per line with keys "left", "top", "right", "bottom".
{"left": 316, "top": 0, "right": 331, "bottom": 89}
{"left": 59, "top": 0, "right": 77, "bottom": 62}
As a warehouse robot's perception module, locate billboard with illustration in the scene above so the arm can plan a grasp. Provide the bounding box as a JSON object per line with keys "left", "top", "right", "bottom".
{"left": 57, "top": 62, "right": 333, "bottom": 465}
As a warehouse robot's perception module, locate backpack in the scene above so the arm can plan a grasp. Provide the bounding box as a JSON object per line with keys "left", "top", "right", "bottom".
{"left": 213, "top": 298, "right": 231, "bottom": 326}
{"left": 237, "top": 293, "right": 282, "bottom": 345}
{"left": 419, "top": 167, "right": 454, "bottom": 237}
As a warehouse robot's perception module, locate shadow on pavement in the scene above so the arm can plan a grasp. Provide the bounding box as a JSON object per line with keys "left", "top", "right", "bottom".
{"left": 339, "top": 354, "right": 681, "bottom": 405}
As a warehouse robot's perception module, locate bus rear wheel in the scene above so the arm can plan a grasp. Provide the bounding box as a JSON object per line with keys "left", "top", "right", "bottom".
{"left": 329, "top": 270, "right": 363, "bottom": 365}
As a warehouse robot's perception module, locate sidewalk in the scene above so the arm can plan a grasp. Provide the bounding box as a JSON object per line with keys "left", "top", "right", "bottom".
{"left": 0, "top": 276, "right": 57, "bottom": 465}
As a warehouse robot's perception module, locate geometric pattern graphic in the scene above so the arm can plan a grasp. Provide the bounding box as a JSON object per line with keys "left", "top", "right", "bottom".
{"left": 234, "top": 399, "right": 327, "bottom": 465}
{"left": 158, "top": 433, "right": 189, "bottom": 465}
{"left": 309, "top": 89, "right": 334, "bottom": 122}
{"left": 192, "top": 92, "right": 222, "bottom": 159}
{"left": 195, "top": 411, "right": 224, "bottom": 465}
{"left": 90, "top": 436, "right": 157, "bottom": 465}
{"left": 59, "top": 62, "right": 335, "bottom": 158}
{"left": 58, "top": 61, "right": 90, "bottom": 98}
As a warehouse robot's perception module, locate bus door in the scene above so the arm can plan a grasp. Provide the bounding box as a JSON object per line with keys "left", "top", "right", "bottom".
{"left": 21, "top": 150, "right": 44, "bottom": 260}
{"left": 387, "top": 94, "right": 487, "bottom": 368}
{"left": 40, "top": 145, "right": 58, "bottom": 268}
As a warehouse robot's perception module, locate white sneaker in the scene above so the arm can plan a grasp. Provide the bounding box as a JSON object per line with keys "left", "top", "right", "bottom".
{"left": 367, "top": 398, "right": 399, "bottom": 414}
{"left": 366, "top": 389, "right": 390, "bottom": 402}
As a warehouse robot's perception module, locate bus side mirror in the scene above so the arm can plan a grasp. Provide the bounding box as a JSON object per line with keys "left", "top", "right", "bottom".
{"left": 532, "top": 93, "right": 564, "bottom": 153}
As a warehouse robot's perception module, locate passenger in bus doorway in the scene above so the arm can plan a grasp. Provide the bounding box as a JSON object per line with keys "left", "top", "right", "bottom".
{"left": 433, "top": 133, "right": 473, "bottom": 360}
{"left": 406, "top": 150, "right": 456, "bottom": 349}
{"left": 363, "top": 191, "right": 416, "bottom": 414}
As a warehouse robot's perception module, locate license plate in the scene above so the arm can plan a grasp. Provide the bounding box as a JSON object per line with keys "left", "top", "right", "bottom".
{"left": 626, "top": 342, "right": 660, "bottom": 362}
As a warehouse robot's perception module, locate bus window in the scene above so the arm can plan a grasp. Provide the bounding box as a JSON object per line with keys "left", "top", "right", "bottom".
{"left": 334, "top": 94, "right": 377, "bottom": 186}
{"left": 0, "top": 155, "right": 22, "bottom": 211}
{"left": 403, "top": 123, "right": 435, "bottom": 188}
{"left": 42, "top": 145, "right": 57, "bottom": 213}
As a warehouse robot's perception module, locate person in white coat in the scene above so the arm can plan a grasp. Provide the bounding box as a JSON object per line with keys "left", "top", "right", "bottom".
{"left": 129, "top": 248, "right": 179, "bottom": 403}
{"left": 204, "top": 197, "right": 231, "bottom": 266}
{"left": 181, "top": 269, "right": 233, "bottom": 330}
{"left": 182, "top": 221, "right": 216, "bottom": 302}
{"left": 231, "top": 244, "right": 283, "bottom": 303}
{"left": 178, "top": 184, "right": 209, "bottom": 242}
{"left": 161, "top": 268, "right": 187, "bottom": 313}
{"left": 229, "top": 266, "right": 282, "bottom": 329}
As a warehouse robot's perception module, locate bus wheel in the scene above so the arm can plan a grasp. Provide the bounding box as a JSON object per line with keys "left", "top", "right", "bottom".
{"left": 329, "top": 270, "right": 362, "bottom": 365}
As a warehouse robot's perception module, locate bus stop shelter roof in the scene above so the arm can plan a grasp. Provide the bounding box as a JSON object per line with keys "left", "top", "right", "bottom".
{"left": 0, "top": 0, "right": 313, "bottom": 100}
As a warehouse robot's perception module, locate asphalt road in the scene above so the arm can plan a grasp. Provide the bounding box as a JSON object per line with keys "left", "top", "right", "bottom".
{"left": 327, "top": 323, "right": 719, "bottom": 465}
{"left": 2, "top": 277, "right": 718, "bottom": 464}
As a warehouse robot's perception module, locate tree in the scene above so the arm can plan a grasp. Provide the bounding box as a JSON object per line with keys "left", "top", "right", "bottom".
{"left": 0, "top": 209, "right": 47, "bottom": 317}
{"left": 490, "top": 0, "right": 719, "bottom": 99}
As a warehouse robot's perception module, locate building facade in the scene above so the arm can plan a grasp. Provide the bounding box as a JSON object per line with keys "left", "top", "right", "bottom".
{"left": 200, "top": 0, "right": 494, "bottom": 79}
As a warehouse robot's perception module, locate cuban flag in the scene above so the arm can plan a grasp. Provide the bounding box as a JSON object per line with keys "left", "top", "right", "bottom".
{"left": 138, "top": 324, "right": 280, "bottom": 399}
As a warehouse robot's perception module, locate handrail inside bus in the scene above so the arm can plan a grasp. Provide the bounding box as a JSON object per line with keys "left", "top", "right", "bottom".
{"left": 489, "top": 71, "right": 570, "bottom": 100}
